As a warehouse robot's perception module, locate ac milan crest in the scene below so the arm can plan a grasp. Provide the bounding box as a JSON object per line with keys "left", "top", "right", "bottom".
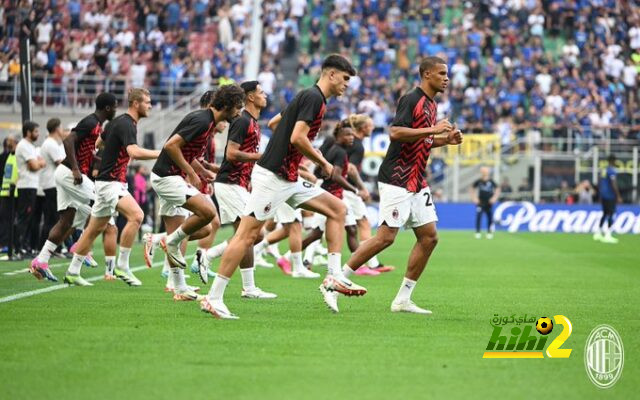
{"left": 264, "top": 202, "right": 272, "bottom": 213}
{"left": 392, "top": 208, "right": 399, "bottom": 219}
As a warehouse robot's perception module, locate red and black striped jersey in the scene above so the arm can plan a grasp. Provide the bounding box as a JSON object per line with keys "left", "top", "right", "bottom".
{"left": 216, "top": 110, "right": 261, "bottom": 190}
{"left": 96, "top": 113, "right": 138, "bottom": 183}
{"left": 257, "top": 85, "right": 326, "bottom": 182}
{"left": 152, "top": 108, "right": 216, "bottom": 178}
{"left": 63, "top": 113, "right": 102, "bottom": 175}
{"left": 378, "top": 87, "right": 436, "bottom": 193}
{"left": 320, "top": 143, "right": 349, "bottom": 199}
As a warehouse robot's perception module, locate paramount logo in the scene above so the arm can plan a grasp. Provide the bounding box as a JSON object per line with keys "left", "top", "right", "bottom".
{"left": 494, "top": 202, "right": 640, "bottom": 234}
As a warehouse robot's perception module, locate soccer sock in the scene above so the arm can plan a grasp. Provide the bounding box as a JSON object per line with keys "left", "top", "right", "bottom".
{"left": 291, "top": 252, "right": 304, "bottom": 273}
{"left": 327, "top": 252, "right": 342, "bottom": 276}
{"left": 105, "top": 256, "right": 116, "bottom": 275}
{"left": 207, "top": 274, "right": 230, "bottom": 302}
{"left": 253, "top": 239, "right": 269, "bottom": 257}
{"left": 117, "top": 247, "right": 131, "bottom": 272}
{"left": 37, "top": 240, "right": 58, "bottom": 263}
{"left": 170, "top": 267, "right": 187, "bottom": 291}
{"left": 206, "top": 240, "right": 228, "bottom": 260}
{"left": 268, "top": 243, "right": 282, "bottom": 258}
{"left": 240, "top": 267, "right": 256, "bottom": 290}
{"left": 166, "top": 227, "right": 187, "bottom": 247}
{"left": 152, "top": 232, "right": 166, "bottom": 245}
{"left": 67, "top": 254, "right": 86, "bottom": 275}
{"left": 394, "top": 277, "right": 417, "bottom": 303}
{"left": 342, "top": 265, "right": 353, "bottom": 278}
{"left": 162, "top": 256, "right": 170, "bottom": 274}
{"left": 283, "top": 250, "right": 291, "bottom": 260}
{"left": 368, "top": 255, "right": 381, "bottom": 268}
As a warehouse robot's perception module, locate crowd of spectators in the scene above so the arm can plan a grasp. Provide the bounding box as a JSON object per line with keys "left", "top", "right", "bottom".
{"left": 0, "top": 0, "right": 258, "bottom": 107}
{"left": 298, "top": 0, "right": 640, "bottom": 144}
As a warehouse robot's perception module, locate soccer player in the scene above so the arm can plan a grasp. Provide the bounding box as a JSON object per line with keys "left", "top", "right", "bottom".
{"left": 209, "top": 80, "right": 283, "bottom": 296}
{"left": 330, "top": 57, "right": 462, "bottom": 314}
{"left": 594, "top": 154, "right": 622, "bottom": 243}
{"left": 202, "top": 54, "right": 364, "bottom": 319}
{"left": 63, "top": 88, "right": 160, "bottom": 286}
{"left": 471, "top": 166, "right": 500, "bottom": 239}
{"left": 316, "top": 114, "right": 395, "bottom": 274}
{"left": 301, "top": 120, "right": 369, "bottom": 273}
{"left": 30, "top": 93, "right": 119, "bottom": 282}
{"left": 151, "top": 84, "right": 245, "bottom": 300}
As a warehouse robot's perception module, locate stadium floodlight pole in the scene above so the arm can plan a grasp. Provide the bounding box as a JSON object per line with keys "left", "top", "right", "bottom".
{"left": 19, "top": 34, "right": 33, "bottom": 123}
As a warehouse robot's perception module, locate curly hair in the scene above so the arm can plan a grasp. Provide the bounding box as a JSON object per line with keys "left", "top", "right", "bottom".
{"left": 211, "top": 84, "right": 245, "bottom": 111}
{"left": 332, "top": 119, "right": 352, "bottom": 138}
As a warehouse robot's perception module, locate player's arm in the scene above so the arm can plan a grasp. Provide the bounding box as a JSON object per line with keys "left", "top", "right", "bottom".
{"left": 290, "top": 121, "right": 332, "bottom": 176}
{"left": 390, "top": 120, "right": 453, "bottom": 142}
{"left": 200, "top": 159, "right": 220, "bottom": 174}
{"left": 431, "top": 127, "right": 463, "bottom": 148}
{"left": 62, "top": 130, "right": 85, "bottom": 184}
{"left": 267, "top": 113, "right": 282, "bottom": 131}
{"left": 226, "top": 141, "right": 261, "bottom": 163}
{"left": 490, "top": 186, "right": 501, "bottom": 204}
{"left": 610, "top": 175, "right": 623, "bottom": 203}
{"left": 298, "top": 166, "right": 317, "bottom": 183}
{"left": 191, "top": 159, "right": 216, "bottom": 182}
{"left": 126, "top": 144, "right": 160, "bottom": 160}
{"left": 331, "top": 165, "right": 358, "bottom": 193}
{"left": 27, "top": 157, "right": 45, "bottom": 171}
{"left": 347, "top": 163, "right": 370, "bottom": 201}
{"left": 95, "top": 135, "right": 104, "bottom": 150}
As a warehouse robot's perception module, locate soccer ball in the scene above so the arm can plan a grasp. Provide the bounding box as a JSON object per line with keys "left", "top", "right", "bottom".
{"left": 536, "top": 317, "right": 553, "bottom": 335}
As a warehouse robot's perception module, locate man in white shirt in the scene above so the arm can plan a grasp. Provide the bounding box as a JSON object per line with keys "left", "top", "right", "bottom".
{"left": 40, "top": 118, "right": 67, "bottom": 246}
{"left": 14, "top": 121, "right": 45, "bottom": 256}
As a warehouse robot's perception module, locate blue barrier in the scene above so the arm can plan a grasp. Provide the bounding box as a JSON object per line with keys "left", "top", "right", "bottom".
{"left": 365, "top": 201, "right": 640, "bottom": 234}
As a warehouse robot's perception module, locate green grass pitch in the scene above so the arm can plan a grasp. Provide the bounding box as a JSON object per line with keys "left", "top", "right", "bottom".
{"left": 0, "top": 230, "right": 637, "bottom": 399}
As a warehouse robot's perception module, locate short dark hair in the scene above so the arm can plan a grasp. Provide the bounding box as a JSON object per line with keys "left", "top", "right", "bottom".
{"left": 199, "top": 90, "right": 215, "bottom": 108}
{"left": 419, "top": 56, "right": 447, "bottom": 77}
{"left": 321, "top": 54, "right": 356, "bottom": 76}
{"left": 240, "top": 80, "right": 259, "bottom": 94}
{"left": 22, "top": 121, "right": 39, "bottom": 137}
{"left": 46, "top": 118, "right": 61, "bottom": 133}
{"left": 96, "top": 92, "right": 117, "bottom": 110}
{"left": 608, "top": 154, "right": 616, "bottom": 164}
{"left": 211, "top": 84, "right": 245, "bottom": 111}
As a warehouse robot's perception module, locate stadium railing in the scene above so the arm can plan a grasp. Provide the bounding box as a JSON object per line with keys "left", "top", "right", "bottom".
{"left": 0, "top": 73, "right": 206, "bottom": 114}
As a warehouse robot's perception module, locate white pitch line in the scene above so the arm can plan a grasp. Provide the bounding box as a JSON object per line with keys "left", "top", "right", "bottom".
{"left": 0, "top": 261, "right": 165, "bottom": 304}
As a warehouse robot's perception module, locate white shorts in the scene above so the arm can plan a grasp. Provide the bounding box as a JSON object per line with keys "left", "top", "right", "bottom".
{"left": 308, "top": 198, "right": 356, "bottom": 230}
{"left": 378, "top": 183, "right": 438, "bottom": 229}
{"left": 244, "top": 165, "right": 324, "bottom": 221}
{"left": 214, "top": 182, "right": 249, "bottom": 225}
{"left": 343, "top": 190, "right": 367, "bottom": 221}
{"left": 274, "top": 203, "right": 303, "bottom": 224}
{"left": 92, "top": 181, "right": 131, "bottom": 218}
{"left": 55, "top": 164, "right": 95, "bottom": 212}
{"left": 151, "top": 173, "right": 201, "bottom": 218}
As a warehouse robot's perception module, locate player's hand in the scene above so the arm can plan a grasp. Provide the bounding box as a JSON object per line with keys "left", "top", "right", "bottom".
{"left": 447, "top": 127, "right": 463, "bottom": 145}
{"left": 201, "top": 169, "right": 216, "bottom": 183}
{"left": 433, "top": 119, "right": 453, "bottom": 135}
{"left": 72, "top": 168, "right": 83, "bottom": 185}
{"left": 617, "top": 195, "right": 623, "bottom": 204}
{"left": 320, "top": 162, "right": 334, "bottom": 179}
{"left": 186, "top": 171, "right": 201, "bottom": 189}
{"left": 358, "top": 187, "right": 370, "bottom": 202}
